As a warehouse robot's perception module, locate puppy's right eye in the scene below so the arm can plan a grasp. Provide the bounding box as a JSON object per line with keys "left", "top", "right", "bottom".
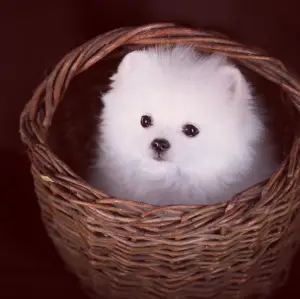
{"left": 141, "top": 115, "right": 153, "bottom": 128}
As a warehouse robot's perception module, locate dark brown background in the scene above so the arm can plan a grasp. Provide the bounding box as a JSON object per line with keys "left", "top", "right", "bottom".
{"left": 2, "top": 0, "right": 300, "bottom": 298}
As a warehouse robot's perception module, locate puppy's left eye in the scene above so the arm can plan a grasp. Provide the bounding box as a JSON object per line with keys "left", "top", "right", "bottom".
{"left": 182, "top": 124, "right": 199, "bottom": 137}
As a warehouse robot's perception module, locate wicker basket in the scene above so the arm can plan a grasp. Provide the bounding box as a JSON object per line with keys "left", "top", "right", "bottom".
{"left": 20, "top": 23, "right": 300, "bottom": 299}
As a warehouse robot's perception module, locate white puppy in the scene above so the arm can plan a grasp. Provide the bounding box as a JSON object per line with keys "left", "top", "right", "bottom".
{"left": 90, "top": 46, "right": 278, "bottom": 205}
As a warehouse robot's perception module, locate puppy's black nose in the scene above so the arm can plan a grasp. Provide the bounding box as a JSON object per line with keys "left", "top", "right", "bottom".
{"left": 151, "top": 138, "right": 171, "bottom": 152}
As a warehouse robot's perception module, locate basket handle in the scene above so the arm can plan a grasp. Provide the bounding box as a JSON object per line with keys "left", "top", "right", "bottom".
{"left": 20, "top": 22, "right": 300, "bottom": 147}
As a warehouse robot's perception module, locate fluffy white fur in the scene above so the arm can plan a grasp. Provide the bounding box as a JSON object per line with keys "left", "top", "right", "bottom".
{"left": 90, "top": 46, "right": 278, "bottom": 205}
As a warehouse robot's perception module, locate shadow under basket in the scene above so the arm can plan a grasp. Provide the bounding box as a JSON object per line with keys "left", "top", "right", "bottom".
{"left": 20, "top": 23, "right": 300, "bottom": 299}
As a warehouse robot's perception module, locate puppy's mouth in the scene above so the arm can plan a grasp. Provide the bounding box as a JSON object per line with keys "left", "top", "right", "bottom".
{"left": 153, "top": 153, "right": 167, "bottom": 162}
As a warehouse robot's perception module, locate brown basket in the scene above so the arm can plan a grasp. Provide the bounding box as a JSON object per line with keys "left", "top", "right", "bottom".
{"left": 20, "top": 23, "right": 300, "bottom": 299}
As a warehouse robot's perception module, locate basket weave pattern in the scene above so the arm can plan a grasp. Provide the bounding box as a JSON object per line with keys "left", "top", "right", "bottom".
{"left": 20, "top": 23, "right": 300, "bottom": 299}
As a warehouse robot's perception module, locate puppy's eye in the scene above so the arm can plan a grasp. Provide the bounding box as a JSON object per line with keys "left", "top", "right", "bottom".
{"left": 141, "top": 115, "right": 153, "bottom": 128}
{"left": 182, "top": 124, "right": 199, "bottom": 137}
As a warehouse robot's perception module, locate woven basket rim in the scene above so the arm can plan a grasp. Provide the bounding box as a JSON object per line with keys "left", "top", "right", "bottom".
{"left": 19, "top": 22, "right": 300, "bottom": 211}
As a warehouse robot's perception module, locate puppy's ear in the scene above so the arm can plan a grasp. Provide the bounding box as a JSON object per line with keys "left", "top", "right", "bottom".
{"left": 110, "top": 51, "right": 147, "bottom": 81}
{"left": 220, "top": 65, "right": 250, "bottom": 102}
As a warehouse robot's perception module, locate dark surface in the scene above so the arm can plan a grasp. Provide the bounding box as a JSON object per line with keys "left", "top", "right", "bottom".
{"left": 2, "top": 0, "right": 300, "bottom": 298}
